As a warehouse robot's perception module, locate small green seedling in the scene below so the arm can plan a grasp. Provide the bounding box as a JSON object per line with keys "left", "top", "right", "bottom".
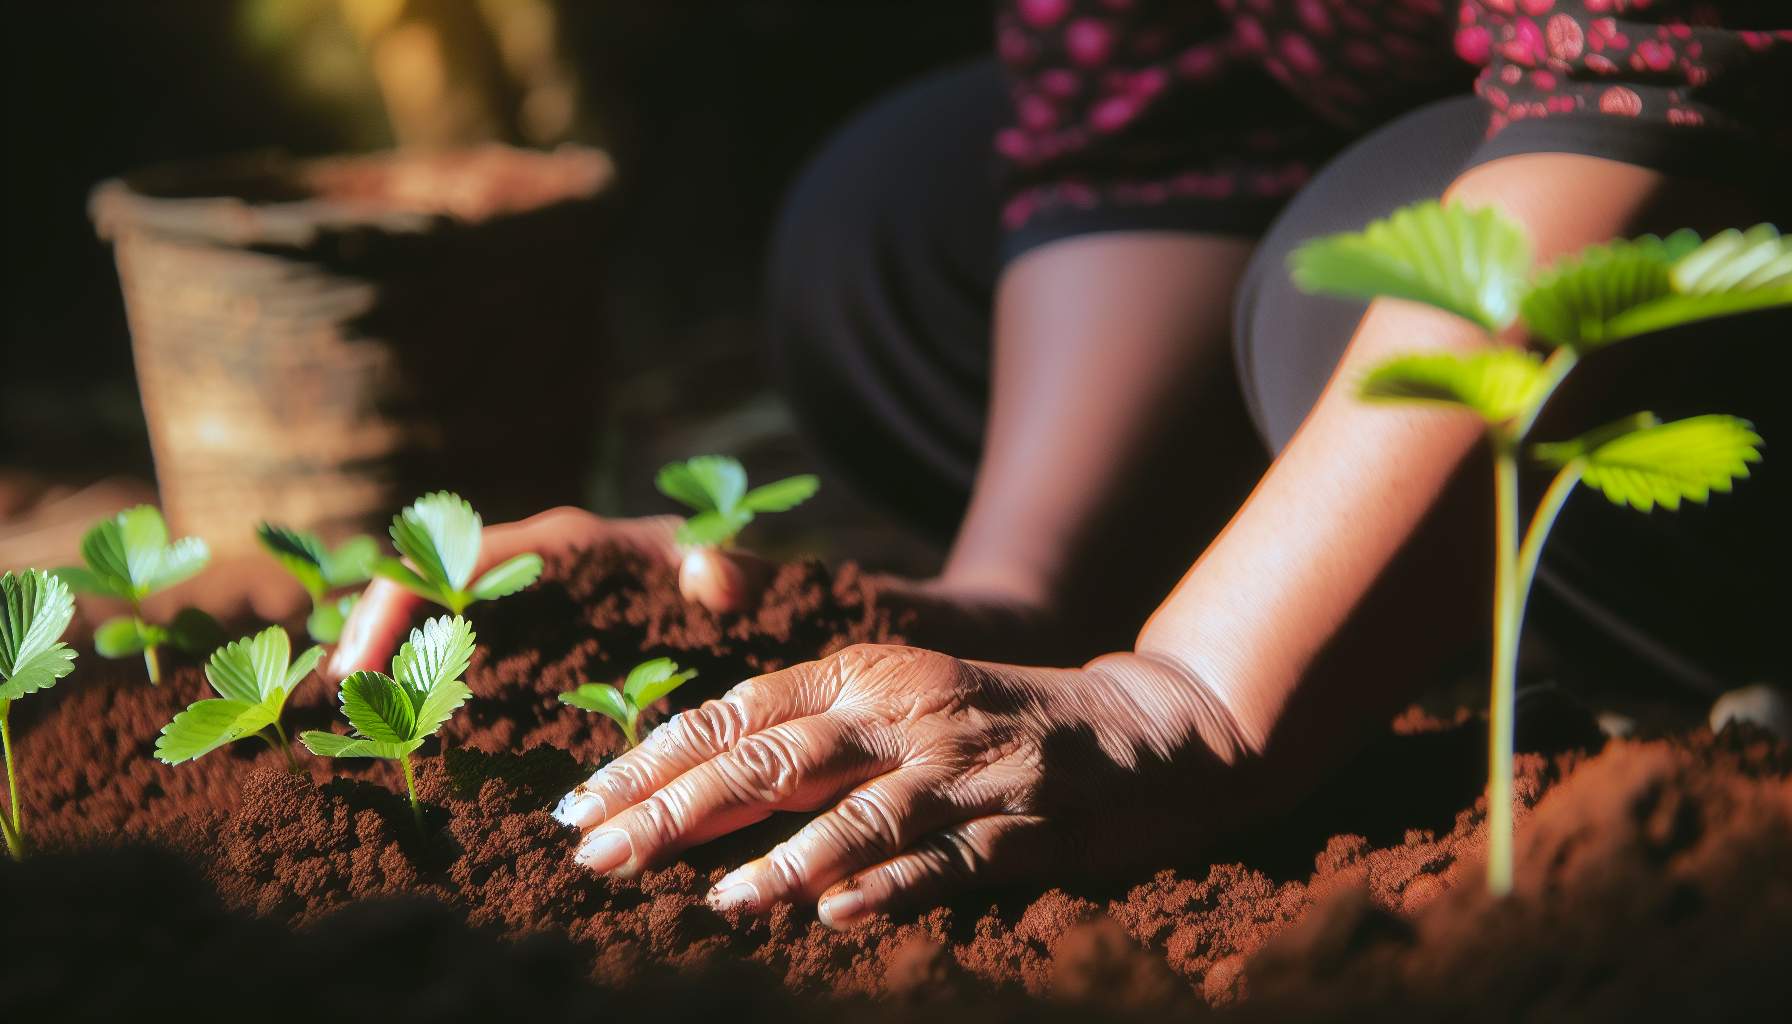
{"left": 0, "top": 569, "right": 78, "bottom": 860}
{"left": 372, "top": 492, "right": 542, "bottom": 615}
{"left": 155, "top": 626, "right": 324, "bottom": 772}
{"left": 256, "top": 523, "right": 377, "bottom": 644}
{"left": 54, "top": 505, "right": 218, "bottom": 684}
{"left": 656, "top": 456, "right": 818, "bottom": 547}
{"left": 1293, "top": 203, "right": 1788, "bottom": 896}
{"left": 560, "top": 657, "right": 698, "bottom": 748}
{"left": 301, "top": 615, "right": 475, "bottom": 831}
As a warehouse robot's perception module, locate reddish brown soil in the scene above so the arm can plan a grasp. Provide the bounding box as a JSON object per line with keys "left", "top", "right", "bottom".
{"left": 5, "top": 548, "right": 1789, "bottom": 1021}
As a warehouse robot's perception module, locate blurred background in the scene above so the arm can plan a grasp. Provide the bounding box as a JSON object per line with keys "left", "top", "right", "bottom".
{"left": 3, "top": 0, "right": 989, "bottom": 613}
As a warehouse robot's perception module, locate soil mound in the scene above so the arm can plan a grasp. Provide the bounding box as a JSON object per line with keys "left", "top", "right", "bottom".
{"left": 4, "top": 548, "right": 1788, "bottom": 1021}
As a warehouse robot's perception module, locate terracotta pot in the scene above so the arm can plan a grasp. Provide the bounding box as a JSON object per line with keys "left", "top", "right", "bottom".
{"left": 90, "top": 144, "right": 613, "bottom": 557}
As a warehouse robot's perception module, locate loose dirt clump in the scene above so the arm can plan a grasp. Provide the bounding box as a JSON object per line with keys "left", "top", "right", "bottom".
{"left": 4, "top": 547, "right": 1789, "bottom": 1021}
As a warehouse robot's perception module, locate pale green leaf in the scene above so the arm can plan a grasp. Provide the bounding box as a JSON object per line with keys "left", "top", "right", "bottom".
{"left": 390, "top": 492, "right": 482, "bottom": 592}
{"left": 676, "top": 508, "right": 754, "bottom": 547}
{"left": 94, "top": 616, "right": 149, "bottom": 658}
{"left": 117, "top": 505, "right": 171, "bottom": 592}
{"left": 300, "top": 731, "right": 417, "bottom": 759}
{"left": 1358, "top": 349, "right": 1548, "bottom": 424}
{"left": 154, "top": 697, "right": 278, "bottom": 764}
{"left": 411, "top": 680, "right": 472, "bottom": 742}
{"left": 559, "top": 683, "right": 630, "bottom": 723}
{"left": 740, "top": 475, "right": 819, "bottom": 514}
{"left": 340, "top": 670, "right": 418, "bottom": 744}
{"left": 51, "top": 565, "right": 129, "bottom": 599}
{"left": 0, "top": 569, "right": 78, "bottom": 701}
{"left": 469, "top": 553, "right": 542, "bottom": 601}
{"left": 257, "top": 522, "right": 328, "bottom": 596}
{"left": 79, "top": 516, "right": 134, "bottom": 596}
{"left": 285, "top": 644, "right": 325, "bottom": 691}
{"left": 307, "top": 599, "right": 347, "bottom": 644}
{"left": 1537, "top": 414, "right": 1763, "bottom": 512}
{"left": 657, "top": 456, "right": 748, "bottom": 516}
{"left": 372, "top": 558, "right": 446, "bottom": 605}
{"left": 205, "top": 626, "right": 291, "bottom": 703}
{"left": 1672, "top": 224, "right": 1792, "bottom": 294}
{"left": 392, "top": 615, "right": 475, "bottom": 700}
{"left": 321, "top": 535, "right": 378, "bottom": 588}
{"left": 622, "top": 657, "right": 697, "bottom": 708}
{"left": 1290, "top": 201, "right": 1532, "bottom": 331}
{"left": 1517, "top": 232, "right": 1700, "bottom": 349}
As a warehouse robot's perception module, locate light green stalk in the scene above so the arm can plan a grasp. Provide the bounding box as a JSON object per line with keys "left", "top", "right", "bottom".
{"left": 400, "top": 753, "right": 423, "bottom": 834}
{"left": 1, "top": 701, "right": 21, "bottom": 860}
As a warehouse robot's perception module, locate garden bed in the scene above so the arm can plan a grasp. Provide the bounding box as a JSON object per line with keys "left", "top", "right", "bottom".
{"left": 6, "top": 549, "right": 1789, "bottom": 1021}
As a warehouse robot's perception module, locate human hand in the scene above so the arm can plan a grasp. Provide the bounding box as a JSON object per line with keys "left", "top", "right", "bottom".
{"left": 327, "top": 507, "right": 771, "bottom": 678}
{"left": 551, "top": 643, "right": 1253, "bottom": 928}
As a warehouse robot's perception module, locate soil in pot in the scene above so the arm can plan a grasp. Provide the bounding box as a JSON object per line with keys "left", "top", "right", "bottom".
{"left": 4, "top": 548, "right": 1789, "bottom": 1022}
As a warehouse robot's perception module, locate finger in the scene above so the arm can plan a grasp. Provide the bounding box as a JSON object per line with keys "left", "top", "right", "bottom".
{"left": 678, "top": 546, "right": 775, "bottom": 614}
{"left": 553, "top": 659, "right": 847, "bottom": 830}
{"left": 572, "top": 712, "right": 892, "bottom": 876}
{"left": 328, "top": 507, "right": 597, "bottom": 679}
{"left": 326, "top": 577, "right": 423, "bottom": 679}
{"left": 705, "top": 765, "right": 982, "bottom": 912}
{"left": 815, "top": 815, "right": 1050, "bottom": 930}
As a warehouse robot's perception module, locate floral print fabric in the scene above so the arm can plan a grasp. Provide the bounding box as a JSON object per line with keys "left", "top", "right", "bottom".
{"left": 997, "top": 0, "right": 1791, "bottom": 248}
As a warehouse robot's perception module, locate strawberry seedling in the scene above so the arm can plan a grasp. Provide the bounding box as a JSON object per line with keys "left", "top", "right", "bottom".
{"left": 301, "top": 615, "right": 475, "bottom": 831}
{"left": 0, "top": 569, "right": 79, "bottom": 860}
{"left": 256, "top": 523, "right": 377, "bottom": 643}
{"left": 54, "top": 505, "right": 218, "bottom": 683}
{"left": 1293, "top": 203, "right": 1787, "bottom": 895}
{"left": 656, "top": 456, "right": 818, "bottom": 548}
{"left": 560, "top": 657, "right": 698, "bottom": 748}
{"left": 372, "top": 492, "right": 542, "bottom": 615}
{"left": 155, "top": 626, "right": 324, "bottom": 771}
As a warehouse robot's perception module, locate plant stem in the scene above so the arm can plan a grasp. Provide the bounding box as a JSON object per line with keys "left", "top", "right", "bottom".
{"left": 623, "top": 709, "right": 640, "bottom": 749}
{"left": 400, "top": 753, "right": 424, "bottom": 834}
{"left": 143, "top": 643, "right": 162, "bottom": 685}
{"left": 1514, "top": 463, "right": 1584, "bottom": 633}
{"left": 1487, "top": 440, "right": 1521, "bottom": 897}
{"left": 0, "top": 701, "right": 22, "bottom": 859}
{"left": 1512, "top": 348, "right": 1579, "bottom": 439}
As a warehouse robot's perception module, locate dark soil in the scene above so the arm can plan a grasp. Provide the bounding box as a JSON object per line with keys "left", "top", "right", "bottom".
{"left": 5, "top": 548, "right": 1789, "bottom": 1021}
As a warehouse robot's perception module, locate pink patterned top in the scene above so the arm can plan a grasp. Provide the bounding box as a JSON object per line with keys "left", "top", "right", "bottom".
{"left": 997, "top": 0, "right": 1791, "bottom": 256}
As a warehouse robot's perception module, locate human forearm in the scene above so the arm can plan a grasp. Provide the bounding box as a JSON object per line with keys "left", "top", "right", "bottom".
{"left": 1136, "top": 155, "right": 1674, "bottom": 759}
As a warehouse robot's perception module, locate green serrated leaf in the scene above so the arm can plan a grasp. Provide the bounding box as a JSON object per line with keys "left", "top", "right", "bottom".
{"left": 1358, "top": 349, "right": 1547, "bottom": 424}
{"left": 340, "top": 670, "right": 418, "bottom": 744}
{"left": 154, "top": 697, "right": 278, "bottom": 764}
{"left": 630, "top": 667, "right": 697, "bottom": 709}
{"left": 412, "top": 680, "right": 472, "bottom": 742}
{"left": 94, "top": 616, "right": 148, "bottom": 658}
{"left": 321, "top": 535, "right": 378, "bottom": 588}
{"left": 205, "top": 626, "right": 291, "bottom": 703}
{"left": 286, "top": 644, "right": 325, "bottom": 691}
{"left": 740, "top": 475, "right": 819, "bottom": 514}
{"left": 257, "top": 522, "right": 328, "bottom": 596}
{"left": 373, "top": 557, "right": 445, "bottom": 603}
{"left": 676, "top": 508, "right": 754, "bottom": 547}
{"left": 0, "top": 569, "right": 79, "bottom": 702}
{"left": 390, "top": 492, "right": 482, "bottom": 593}
{"left": 300, "top": 731, "right": 417, "bottom": 759}
{"left": 1290, "top": 200, "right": 1533, "bottom": 332}
{"left": 469, "top": 553, "right": 542, "bottom": 601}
{"left": 560, "top": 682, "right": 630, "bottom": 723}
{"left": 118, "top": 506, "right": 171, "bottom": 592}
{"left": 1518, "top": 232, "right": 1699, "bottom": 350}
{"left": 51, "top": 565, "right": 128, "bottom": 599}
{"left": 79, "top": 517, "right": 134, "bottom": 596}
{"left": 392, "top": 616, "right": 475, "bottom": 700}
{"left": 1541, "top": 414, "right": 1763, "bottom": 512}
{"left": 1672, "top": 224, "right": 1792, "bottom": 294}
{"left": 621, "top": 657, "right": 678, "bottom": 703}
{"left": 658, "top": 456, "right": 748, "bottom": 516}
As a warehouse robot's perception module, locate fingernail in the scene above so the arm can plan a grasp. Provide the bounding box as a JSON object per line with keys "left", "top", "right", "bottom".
{"left": 707, "top": 876, "right": 761, "bottom": 912}
{"left": 552, "top": 787, "right": 604, "bottom": 829}
{"left": 818, "top": 888, "right": 866, "bottom": 929}
{"left": 574, "top": 829, "right": 632, "bottom": 874}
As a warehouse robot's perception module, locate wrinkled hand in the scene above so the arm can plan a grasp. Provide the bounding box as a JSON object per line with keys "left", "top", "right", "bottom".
{"left": 552, "top": 644, "right": 1252, "bottom": 928}
{"left": 328, "top": 507, "right": 771, "bottom": 678}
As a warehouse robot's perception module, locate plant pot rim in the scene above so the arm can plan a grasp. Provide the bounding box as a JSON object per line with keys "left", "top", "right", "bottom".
{"left": 90, "top": 143, "right": 615, "bottom": 248}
